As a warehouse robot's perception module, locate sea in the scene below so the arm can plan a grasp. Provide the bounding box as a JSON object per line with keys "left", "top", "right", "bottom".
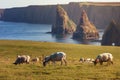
{"left": 0, "top": 21, "right": 104, "bottom": 45}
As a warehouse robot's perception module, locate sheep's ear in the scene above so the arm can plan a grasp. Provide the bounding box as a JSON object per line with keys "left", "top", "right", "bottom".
{"left": 17, "top": 55, "right": 20, "bottom": 58}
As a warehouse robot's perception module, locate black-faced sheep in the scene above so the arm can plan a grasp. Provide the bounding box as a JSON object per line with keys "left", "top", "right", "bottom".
{"left": 13, "top": 55, "right": 30, "bottom": 65}
{"left": 43, "top": 52, "right": 67, "bottom": 67}
{"left": 94, "top": 53, "right": 113, "bottom": 66}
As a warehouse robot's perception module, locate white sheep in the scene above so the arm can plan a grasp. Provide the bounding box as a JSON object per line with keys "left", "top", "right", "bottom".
{"left": 79, "top": 57, "right": 94, "bottom": 63}
{"left": 31, "top": 57, "right": 39, "bottom": 63}
{"left": 43, "top": 52, "right": 67, "bottom": 67}
{"left": 85, "top": 58, "right": 94, "bottom": 63}
{"left": 94, "top": 53, "right": 113, "bottom": 65}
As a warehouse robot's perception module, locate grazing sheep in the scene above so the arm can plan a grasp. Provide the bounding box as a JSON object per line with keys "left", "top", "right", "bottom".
{"left": 94, "top": 53, "right": 113, "bottom": 66}
{"left": 13, "top": 55, "right": 30, "bottom": 65}
{"left": 43, "top": 52, "right": 67, "bottom": 67}
{"left": 31, "top": 57, "right": 39, "bottom": 63}
{"left": 79, "top": 57, "right": 94, "bottom": 63}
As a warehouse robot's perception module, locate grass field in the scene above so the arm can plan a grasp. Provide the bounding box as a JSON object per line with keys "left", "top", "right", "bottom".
{"left": 0, "top": 40, "right": 120, "bottom": 80}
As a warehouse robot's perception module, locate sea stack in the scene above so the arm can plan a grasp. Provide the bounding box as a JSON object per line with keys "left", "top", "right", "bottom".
{"left": 52, "top": 5, "right": 76, "bottom": 34}
{"left": 73, "top": 10, "right": 99, "bottom": 40}
{"left": 101, "top": 20, "right": 120, "bottom": 46}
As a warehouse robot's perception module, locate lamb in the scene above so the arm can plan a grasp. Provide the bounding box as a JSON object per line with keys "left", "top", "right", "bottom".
{"left": 79, "top": 57, "right": 94, "bottom": 63}
{"left": 31, "top": 57, "right": 39, "bottom": 63}
{"left": 94, "top": 53, "right": 113, "bottom": 65}
{"left": 43, "top": 52, "right": 67, "bottom": 67}
{"left": 13, "top": 55, "right": 30, "bottom": 65}
{"left": 85, "top": 58, "right": 94, "bottom": 63}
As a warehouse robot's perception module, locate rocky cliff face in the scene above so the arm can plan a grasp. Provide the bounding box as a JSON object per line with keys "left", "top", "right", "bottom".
{"left": 101, "top": 20, "right": 120, "bottom": 46}
{"left": 52, "top": 5, "right": 76, "bottom": 34}
{"left": 0, "top": 2, "right": 120, "bottom": 29}
{"left": 0, "top": 6, "right": 56, "bottom": 24}
{"left": 73, "top": 10, "right": 99, "bottom": 40}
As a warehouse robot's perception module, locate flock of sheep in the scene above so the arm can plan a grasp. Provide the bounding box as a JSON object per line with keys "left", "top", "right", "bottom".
{"left": 13, "top": 52, "right": 113, "bottom": 66}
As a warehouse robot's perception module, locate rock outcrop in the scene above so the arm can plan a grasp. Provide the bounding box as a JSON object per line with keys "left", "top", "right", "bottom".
{"left": 101, "top": 20, "right": 120, "bottom": 46}
{"left": 52, "top": 5, "right": 76, "bottom": 34}
{"left": 73, "top": 10, "right": 99, "bottom": 40}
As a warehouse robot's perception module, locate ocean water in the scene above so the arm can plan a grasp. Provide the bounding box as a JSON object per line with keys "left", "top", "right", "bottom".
{"left": 0, "top": 21, "right": 103, "bottom": 45}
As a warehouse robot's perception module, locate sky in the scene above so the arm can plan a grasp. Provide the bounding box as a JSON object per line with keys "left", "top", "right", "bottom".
{"left": 0, "top": 0, "right": 120, "bottom": 8}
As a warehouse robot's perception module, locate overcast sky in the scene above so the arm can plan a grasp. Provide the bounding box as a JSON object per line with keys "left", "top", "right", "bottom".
{"left": 0, "top": 0, "right": 120, "bottom": 8}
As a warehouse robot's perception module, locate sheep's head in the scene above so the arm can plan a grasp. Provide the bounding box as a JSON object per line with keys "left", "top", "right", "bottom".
{"left": 43, "top": 56, "right": 50, "bottom": 67}
{"left": 17, "top": 55, "right": 21, "bottom": 58}
{"left": 13, "top": 62, "right": 17, "bottom": 65}
{"left": 79, "top": 57, "right": 84, "bottom": 62}
{"left": 13, "top": 57, "right": 21, "bottom": 65}
{"left": 43, "top": 61, "right": 47, "bottom": 67}
{"left": 94, "top": 59, "right": 99, "bottom": 66}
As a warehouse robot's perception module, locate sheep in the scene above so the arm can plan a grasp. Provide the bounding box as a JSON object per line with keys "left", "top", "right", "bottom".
{"left": 43, "top": 52, "right": 67, "bottom": 67}
{"left": 79, "top": 57, "right": 94, "bottom": 63}
{"left": 13, "top": 55, "right": 30, "bottom": 65}
{"left": 94, "top": 53, "right": 113, "bottom": 66}
{"left": 79, "top": 57, "right": 85, "bottom": 63}
{"left": 85, "top": 58, "right": 94, "bottom": 63}
{"left": 31, "top": 57, "right": 39, "bottom": 63}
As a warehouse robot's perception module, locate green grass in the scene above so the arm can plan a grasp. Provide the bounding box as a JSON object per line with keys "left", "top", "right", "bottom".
{"left": 0, "top": 40, "right": 120, "bottom": 80}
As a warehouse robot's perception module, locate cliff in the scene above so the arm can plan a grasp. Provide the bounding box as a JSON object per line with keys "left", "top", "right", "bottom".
{"left": 73, "top": 10, "right": 99, "bottom": 40}
{"left": 101, "top": 20, "right": 120, "bottom": 46}
{"left": 0, "top": 6, "right": 56, "bottom": 24}
{"left": 52, "top": 5, "right": 76, "bottom": 34}
{"left": 0, "top": 2, "right": 120, "bottom": 29}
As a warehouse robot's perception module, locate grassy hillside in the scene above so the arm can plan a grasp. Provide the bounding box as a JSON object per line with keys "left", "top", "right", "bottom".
{"left": 0, "top": 40, "right": 119, "bottom": 80}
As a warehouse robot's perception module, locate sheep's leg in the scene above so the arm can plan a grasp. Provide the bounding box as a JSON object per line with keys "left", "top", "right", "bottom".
{"left": 107, "top": 58, "right": 113, "bottom": 65}
{"left": 107, "top": 61, "right": 110, "bottom": 66}
{"left": 111, "top": 61, "right": 113, "bottom": 64}
{"left": 47, "top": 61, "right": 50, "bottom": 65}
{"left": 107, "top": 60, "right": 113, "bottom": 65}
{"left": 61, "top": 60, "right": 63, "bottom": 65}
{"left": 26, "top": 61, "right": 29, "bottom": 64}
{"left": 52, "top": 61, "right": 56, "bottom": 66}
{"left": 61, "top": 58, "right": 67, "bottom": 66}
{"left": 63, "top": 59, "right": 67, "bottom": 66}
